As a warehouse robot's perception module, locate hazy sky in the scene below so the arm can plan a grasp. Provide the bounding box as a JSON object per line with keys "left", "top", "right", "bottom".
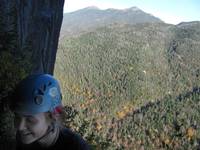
{"left": 64, "top": 0, "right": 200, "bottom": 24}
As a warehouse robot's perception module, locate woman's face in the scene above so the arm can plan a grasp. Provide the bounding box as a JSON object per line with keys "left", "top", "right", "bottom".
{"left": 14, "top": 112, "right": 50, "bottom": 144}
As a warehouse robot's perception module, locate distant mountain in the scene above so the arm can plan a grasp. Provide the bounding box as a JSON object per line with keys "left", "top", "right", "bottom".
{"left": 177, "top": 21, "right": 200, "bottom": 28}
{"left": 56, "top": 8, "right": 200, "bottom": 148}
{"left": 61, "top": 6, "right": 163, "bottom": 36}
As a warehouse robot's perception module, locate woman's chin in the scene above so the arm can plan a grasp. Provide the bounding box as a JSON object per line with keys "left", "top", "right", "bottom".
{"left": 20, "top": 134, "right": 35, "bottom": 144}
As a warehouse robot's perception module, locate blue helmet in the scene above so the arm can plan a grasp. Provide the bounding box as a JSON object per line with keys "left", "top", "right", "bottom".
{"left": 12, "top": 74, "right": 62, "bottom": 115}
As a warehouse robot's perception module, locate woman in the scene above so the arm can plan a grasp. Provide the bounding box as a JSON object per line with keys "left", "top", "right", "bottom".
{"left": 12, "top": 74, "right": 90, "bottom": 150}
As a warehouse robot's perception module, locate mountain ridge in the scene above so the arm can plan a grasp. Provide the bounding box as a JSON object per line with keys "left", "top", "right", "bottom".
{"left": 61, "top": 6, "right": 163, "bottom": 36}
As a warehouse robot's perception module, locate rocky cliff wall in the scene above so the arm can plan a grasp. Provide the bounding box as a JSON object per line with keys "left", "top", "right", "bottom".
{"left": 0, "top": 0, "right": 64, "bottom": 149}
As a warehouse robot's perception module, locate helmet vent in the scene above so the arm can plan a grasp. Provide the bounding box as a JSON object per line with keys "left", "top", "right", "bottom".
{"left": 37, "top": 89, "right": 45, "bottom": 95}
{"left": 38, "top": 84, "right": 47, "bottom": 94}
{"left": 34, "top": 95, "right": 44, "bottom": 105}
{"left": 48, "top": 82, "right": 52, "bottom": 86}
{"left": 43, "top": 84, "right": 46, "bottom": 91}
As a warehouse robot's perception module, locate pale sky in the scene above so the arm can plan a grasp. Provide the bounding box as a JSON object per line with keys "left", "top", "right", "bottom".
{"left": 64, "top": 0, "right": 200, "bottom": 25}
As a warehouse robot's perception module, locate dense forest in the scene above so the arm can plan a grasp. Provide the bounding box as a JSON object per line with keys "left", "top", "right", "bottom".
{"left": 54, "top": 7, "right": 200, "bottom": 149}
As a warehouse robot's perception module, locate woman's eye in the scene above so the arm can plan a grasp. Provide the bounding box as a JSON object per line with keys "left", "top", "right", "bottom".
{"left": 14, "top": 117, "right": 20, "bottom": 125}
{"left": 26, "top": 117, "right": 37, "bottom": 124}
{"left": 14, "top": 115, "right": 21, "bottom": 124}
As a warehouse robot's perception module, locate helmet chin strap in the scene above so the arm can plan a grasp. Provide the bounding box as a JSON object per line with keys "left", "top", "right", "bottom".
{"left": 35, "top": 122, "right": 56, "bottom": 144}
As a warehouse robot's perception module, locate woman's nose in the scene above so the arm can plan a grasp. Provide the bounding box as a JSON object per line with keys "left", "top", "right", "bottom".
{"left": 15, "top": 117, "right": 27, "bottom": 131}
{"left": 18, "top": 119, "right": 26, "bottom": 130}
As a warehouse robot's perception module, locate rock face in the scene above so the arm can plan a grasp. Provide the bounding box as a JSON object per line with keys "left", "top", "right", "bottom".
{"left": 0, "top": 0, "right": 64, "bottom": 149}
{"left": 17, "top": 0, "right": 64, "bottom": 74}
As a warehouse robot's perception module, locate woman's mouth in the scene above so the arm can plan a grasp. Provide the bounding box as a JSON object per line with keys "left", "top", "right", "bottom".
{"left": 19, "top": 131, "right": 32, "bottom": 137}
